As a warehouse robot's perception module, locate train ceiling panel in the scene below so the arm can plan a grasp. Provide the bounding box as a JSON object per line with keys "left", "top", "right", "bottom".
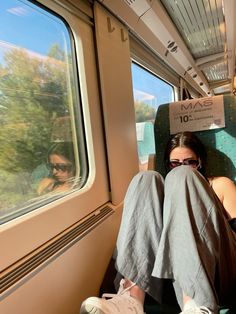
{"left": 99, "top": 0, "right": 236, "bottom": 96}
{"left": 159, "top": 0, "right": 232, "bottom": 94}
{"left": 160, "top": 0, "right": 225, "bottom": 59}
{"left": 204, "top": 61, "right": 228, "bottom": 82}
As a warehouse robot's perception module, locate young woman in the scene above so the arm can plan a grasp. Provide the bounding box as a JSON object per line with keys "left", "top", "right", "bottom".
{"left": 80, "top": 132, "right": 236, "bottom": 314}
{"left": 37, "top": 142, "right": 75, "bottom": 195}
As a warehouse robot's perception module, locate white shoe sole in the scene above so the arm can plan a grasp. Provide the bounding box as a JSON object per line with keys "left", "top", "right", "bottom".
{"left": 80, "top": 304, "right": 106, "bottom": 314}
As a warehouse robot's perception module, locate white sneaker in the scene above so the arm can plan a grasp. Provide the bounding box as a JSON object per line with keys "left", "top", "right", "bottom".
{"left": 80, "top": 279, "right": 144, "bottom": 314}
{"left": 180, "top": 299, "right": 212, "bottom": 313}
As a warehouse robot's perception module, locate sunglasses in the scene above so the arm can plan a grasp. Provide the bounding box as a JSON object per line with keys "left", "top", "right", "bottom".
{"left": 47, "top": 163, "right": 72, "bottom": 172}
{"left": 169, "top": 159, "right": 200, "bottom": 169}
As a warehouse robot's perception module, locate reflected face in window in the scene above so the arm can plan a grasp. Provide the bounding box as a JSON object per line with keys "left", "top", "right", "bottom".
{"left": 48, "top": 154, "right": 74, "bottom": 183}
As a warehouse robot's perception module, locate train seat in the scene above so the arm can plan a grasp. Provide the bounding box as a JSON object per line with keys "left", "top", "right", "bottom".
{"left": 154, "top": 94, "right": 236, "bottom": 182}
{"left": 136, "top": 121, "right": 155, "bottom": 168}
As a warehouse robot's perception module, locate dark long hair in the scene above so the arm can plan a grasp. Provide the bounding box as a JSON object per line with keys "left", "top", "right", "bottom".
{"left": 164, "top": 132, "right": 207, "bottom": 177}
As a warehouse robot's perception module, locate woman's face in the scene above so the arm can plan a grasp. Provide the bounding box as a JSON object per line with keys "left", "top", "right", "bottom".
{"left": 169, "top": 147, "right": 200, "bottom": 170}
{"left": 49, "top": 154, "right": 74, "bottom": 183}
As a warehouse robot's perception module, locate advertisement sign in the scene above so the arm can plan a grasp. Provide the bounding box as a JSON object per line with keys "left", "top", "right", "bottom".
{"left": 169, "top": 95, "right": 225, "bottom": 134}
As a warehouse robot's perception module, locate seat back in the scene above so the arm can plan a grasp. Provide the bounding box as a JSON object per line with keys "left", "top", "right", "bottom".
{"left": 154, "top": 95, "right": 236, "bottom": 181}
{"left": 136, "top": 122, "right": 155, "bottom": 165}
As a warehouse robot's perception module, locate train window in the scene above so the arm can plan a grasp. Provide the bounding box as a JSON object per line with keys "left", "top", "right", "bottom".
{"left": 0, "top": 0, "right": 87, "bottom": 224}
{"left": 131, "top": 62, "right": 174, "bottom": 170}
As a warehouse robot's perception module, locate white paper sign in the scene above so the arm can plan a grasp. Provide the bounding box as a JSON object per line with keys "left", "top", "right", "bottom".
{"left": 169, "top": 95, "right": 225, "bottom": 134}
{"left": 136, "top": 122, "right": 145, "bottom": 141}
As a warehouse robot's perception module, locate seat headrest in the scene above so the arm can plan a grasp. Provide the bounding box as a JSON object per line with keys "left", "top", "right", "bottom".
{"left": 154, "top": 95, "right": 236, "bottom": 181}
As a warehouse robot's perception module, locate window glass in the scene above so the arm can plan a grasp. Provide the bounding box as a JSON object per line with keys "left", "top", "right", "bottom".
{"left": 0, "top": 0, "right": 87, "bottom": 224}
{"left": 131, "top": 62, "right": 174, "bottom": 170}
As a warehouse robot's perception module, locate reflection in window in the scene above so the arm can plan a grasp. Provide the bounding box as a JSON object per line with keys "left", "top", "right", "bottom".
{"left": 36, "top": 142, "right": 76, "bottom": 195}
{"left": 131, "top": 62, "right": 174, "bottom": 170}
{"left": 0, "top": 0, "right": 87, "bottom": 223}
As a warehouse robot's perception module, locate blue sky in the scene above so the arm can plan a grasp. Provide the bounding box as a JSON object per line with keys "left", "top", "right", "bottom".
{"left": 0, "top": 0, "right": 70, "bottom": 63}
{"left": 131, "top": 62, "right": 174, "bottom": 108}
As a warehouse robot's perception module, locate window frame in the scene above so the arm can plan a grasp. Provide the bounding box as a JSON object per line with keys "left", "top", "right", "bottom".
{"left": 0, "top": 0, "right": 110, "bottom": 272}
{"left": 130, "top": 36, "right": 178, "bottom": 169}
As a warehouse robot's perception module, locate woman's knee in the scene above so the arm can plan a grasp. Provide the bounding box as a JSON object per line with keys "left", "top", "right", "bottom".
{"left": 165, "top": 166, "right": 203, "bottom": 186}
{"left": 164, "top": 166, "right": 214, "bottom": 216}
{"left": 164, "top": 166, "right": 210, "bottom": 205}
{"left": 126, "top": 170, "right": 164, "bottom": 200}
{"left": 136, "top": 170, "right": 164, "bottom": 182}
{"left": 129, "top": 171, "right": 164, "bottom": 189}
